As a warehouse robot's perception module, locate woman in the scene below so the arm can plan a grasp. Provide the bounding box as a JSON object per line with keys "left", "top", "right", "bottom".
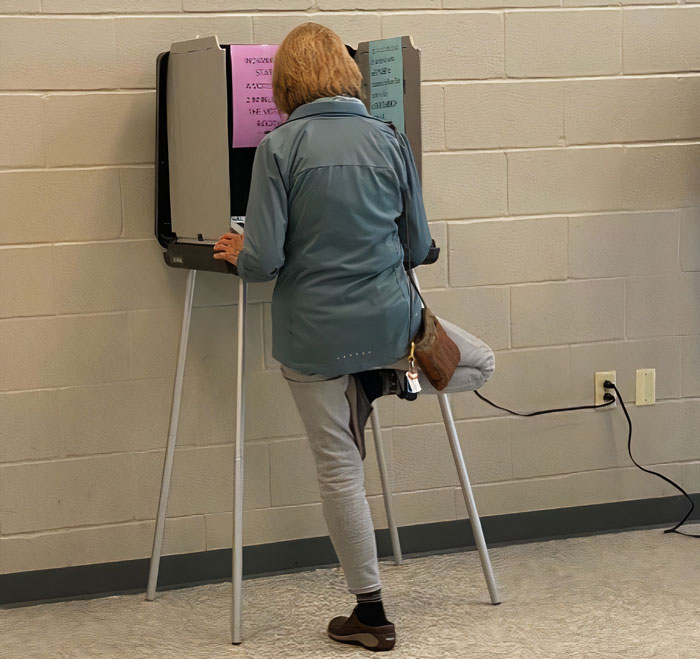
{"left": 214, "top": 23, "right": 495, "bottom": 652}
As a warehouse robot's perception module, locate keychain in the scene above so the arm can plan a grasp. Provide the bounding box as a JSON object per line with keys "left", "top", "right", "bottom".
{"left": 407, "top": 342, "right": 422, "bottom": 394}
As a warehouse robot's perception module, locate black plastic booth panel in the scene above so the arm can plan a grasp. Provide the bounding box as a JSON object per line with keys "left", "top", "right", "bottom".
{"left": 155, "top": 36, "right": 437, "bottom": 274}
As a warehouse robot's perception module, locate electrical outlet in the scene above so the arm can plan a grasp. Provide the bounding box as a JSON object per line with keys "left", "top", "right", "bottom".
{"left": 594, "top": 371, "right": 616, "bottom": 408}
{"left": 636, "top": 368, "right": 656, "bottom": 406}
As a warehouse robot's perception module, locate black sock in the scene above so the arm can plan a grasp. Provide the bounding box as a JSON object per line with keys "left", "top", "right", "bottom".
{"left": 355, "top": 589, "right": 389, "bottom": 626}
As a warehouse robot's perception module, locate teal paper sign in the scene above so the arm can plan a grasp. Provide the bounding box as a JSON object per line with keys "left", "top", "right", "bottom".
{"left": 369, "top": 37, "right": 404, "bottom": 132}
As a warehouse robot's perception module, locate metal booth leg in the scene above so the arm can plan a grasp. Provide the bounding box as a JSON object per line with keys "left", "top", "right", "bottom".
{"left": 438, "top": 394, "right": 501, "bottom": 605}
{"left": 370, "top": 408, "right": 403, "bottom": 565}
{"left": 146, "top": 268, "right": 197, "bottom": 602}
{"left": 231, "top": 279, "right": 247, "bottom": 644}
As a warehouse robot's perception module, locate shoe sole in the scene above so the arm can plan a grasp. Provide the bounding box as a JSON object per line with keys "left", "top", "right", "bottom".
{"left": 328, "top": 630, "right": 395, "bottom": 652}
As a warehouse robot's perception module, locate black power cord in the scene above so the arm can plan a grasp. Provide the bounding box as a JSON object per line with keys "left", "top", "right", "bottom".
{"left": 474, "top": 390, "right": 616, "bottom": 416}
{"left": 603, "top": 380, "right": 700, "bottom": 539}
{"left": 474, "top": 383, "right": 699, "bottom": 538}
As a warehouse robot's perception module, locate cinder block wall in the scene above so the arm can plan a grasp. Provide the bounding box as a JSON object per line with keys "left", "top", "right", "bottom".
{"left": 2, "top": 1, "right": 700, "bottom": 575}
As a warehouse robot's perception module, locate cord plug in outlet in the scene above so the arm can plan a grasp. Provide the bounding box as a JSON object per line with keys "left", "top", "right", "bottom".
{"left": 594, "top": 371, "right": 616, "bottom": 408}
{"left": 603, "top": 380, "right": 616, "bottom": 405}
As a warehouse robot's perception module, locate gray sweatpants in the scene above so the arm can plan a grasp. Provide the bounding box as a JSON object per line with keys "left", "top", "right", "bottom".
{"left": 281, "top": 318, "right": 495, "bottom": 595}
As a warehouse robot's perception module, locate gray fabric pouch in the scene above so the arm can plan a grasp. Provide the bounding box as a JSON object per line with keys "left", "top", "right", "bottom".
{"left": 345, "top": 374, "right": 372, "bottom": 460}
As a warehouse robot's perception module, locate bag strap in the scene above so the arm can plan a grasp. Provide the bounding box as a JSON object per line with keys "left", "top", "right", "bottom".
{"left": 388, "top": 122, "right": 426, "bottom": 309}
{"left": 387, "top": 121, "right": 428, "bottom": 360}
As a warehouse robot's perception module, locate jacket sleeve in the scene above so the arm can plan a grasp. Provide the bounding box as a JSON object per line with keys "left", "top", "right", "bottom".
{"left": 236, "top": 138, "right": 288, "bottom": 283}
{"left": 395, "top": 130, "right": 432, "bottom": 269}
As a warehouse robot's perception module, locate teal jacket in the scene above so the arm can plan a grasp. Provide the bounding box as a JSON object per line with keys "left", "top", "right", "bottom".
{"left": 237, "top": 96, "right": 432, "bottom": 376}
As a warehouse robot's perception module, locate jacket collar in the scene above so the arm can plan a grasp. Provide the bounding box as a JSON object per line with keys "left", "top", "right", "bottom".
{"left": 288, "top": 96, "right": 370, "bottom": 121}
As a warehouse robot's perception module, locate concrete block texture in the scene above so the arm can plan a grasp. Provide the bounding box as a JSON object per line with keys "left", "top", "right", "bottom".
{"left": 0, "top": 18, "right": 118, "bottom": 90}
{"left": 44, "top": 1, "right": 182, "bottom": 11}
{"left": 0, "top": 443, "right": 269, "bottom": 534}
{"left": 0, "top": 314, "right": 132, "bottom": 392}
{"left": 423, "top": 286, "right": 511, "bottom": 350}
{"left": 446, "top": 0, "right": 556, "bottom": 7}
{"left": 116, "top": 16, "right": 253, "bottom": 88}
{"left": 0, "top": 246, "right": 56, "bottom": 319}
{"left": 622, "top": 400, "right": 700, "bottom": 466}
{"left": 390, "top": 391, "right": 448, "bottom": 427}
{"left": 445, "top": 81, "right": 564, "bottom": 149}
{"left": 418, "top": 221, "right": 448, "bottom": 289}
{"left": 0, "top": 379, "right": 174, "bottom": 462}
{"left": 623, "top": 7, "right": 700, "bottom": 74}
{"left": 252, "top": 13, "right": 381, "bottom": 46}
{"left": 626, "top": 273, "right": 700, "bottom": 338}
{"left": 120, "top": 167, "right": 155, "bottom": 239}
{"left": 510, "top": 409, "right": 623, "bottom": 479}
{"left": 0, "top": 95, "right": 44, "bottom": 167}
{"left": 508, "top": 147, "right": 627, "bottom": 216}
{"left": 392, "top": 418, "right": 511, "bottom": 491}
{"left": 511, "top": 279, "right": 625, "bottom": 348}
{"left": 318, "top": 0, "right": 438, "bottom": 8}
{"left": 206, "top": 504, "right": 326, "bottom": 549}
{"left": 0, "top": 169, "right": 122, "bottom": 244}
{"left": 44, "top": 92, "right": 155, "bottom": 166}
{"left": 382, "top": 12, "right": 505, "bottom": 81}
{"left": 448, "top": 217, "right": 568, "bottom": 286}
{"left": 565, "top": 77, "right": 700, "bottom": 145}
{"left": 568, "top": 212, "right": 680, "bottom": 279}
{"left": 452, "top": 346, "right": 572, "bottom": 418}
{"left": 0, "top": 452, "right": 161, "bottom": 534}
{"left": 463, "top": 464, "right": 684, "bottom": 517}
{"left": 185, "top": 0, "right": 313, "bottom": 10}
{"left": 423, "top": 152, "right": 507, "bottom": 220}
{"left": 683, "top": 462, "right": 700, "bottom": 492}
{"left": 167, "top": 443, "right": 271, "bottom": 516}
{"left": 563, "top": 0, "right": 616, "bottom": 7}
{"left": 0, "top": 516, "right": 205, "bottom": 575}
{"left": 51, "top": 240, "right": 187, "bottom": 314}
{"left": 421, "top": 84, "right": 445, "bottom": 152}
{"left": 368, "top": 487, "right": 458, "bottom": 530}
{"left": 508, "top": 145, "right": 700, "bottom": 216}
{"left": 505, "top": 10, "right": 622, "bottom": 78}
{"left": 621, "top": 145, "right": 700, "bottom": 212}
{"left": 680, "top": 206, "right": 700, "bottom": 272}
{"left": 682, "top": 336, "right": 700, "bottom": 397}
{"left": 0, "top": 0, "right": 41, "bottom": 11}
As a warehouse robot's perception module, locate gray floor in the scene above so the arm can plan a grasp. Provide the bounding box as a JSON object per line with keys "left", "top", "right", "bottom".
{"left": 2, "top": 527, "right": 699, "bottom": 658}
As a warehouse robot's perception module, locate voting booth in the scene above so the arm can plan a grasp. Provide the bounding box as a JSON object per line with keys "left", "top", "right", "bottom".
{"left": 148, "top": 34, "right": 500, "bottom": 645}
{"left": 154, "top": 36, "right": 426, "bottom": 271}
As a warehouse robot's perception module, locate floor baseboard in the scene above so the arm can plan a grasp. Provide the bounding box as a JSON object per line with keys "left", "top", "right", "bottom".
{"left": 2, "top": 493, "right": 698, "bottom": 608}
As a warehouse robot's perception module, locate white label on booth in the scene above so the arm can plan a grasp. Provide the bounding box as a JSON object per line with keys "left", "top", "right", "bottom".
{"left": 368, "top": 37, "right": 404, "bottom": 132}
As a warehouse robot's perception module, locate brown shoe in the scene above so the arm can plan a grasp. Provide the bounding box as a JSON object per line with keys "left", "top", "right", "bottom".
{"left": 327, "top": 609, "right": 396, "bottom": 652}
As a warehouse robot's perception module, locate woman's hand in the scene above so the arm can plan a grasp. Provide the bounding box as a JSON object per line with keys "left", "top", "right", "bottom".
{"left": 213, "top": 232, "right": 245, "bottom": 265}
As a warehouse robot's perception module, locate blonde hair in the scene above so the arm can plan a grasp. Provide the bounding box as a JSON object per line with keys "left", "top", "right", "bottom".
{"left": 273, "top": 23, "right": 362, "bottom": 116}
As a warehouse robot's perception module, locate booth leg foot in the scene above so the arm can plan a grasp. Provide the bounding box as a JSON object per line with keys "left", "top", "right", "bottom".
{"left": 438, "top": 393, "right": 501, "bottom": 605}
{"left": 146, "top": 269, "right": 197, "bottom": 601}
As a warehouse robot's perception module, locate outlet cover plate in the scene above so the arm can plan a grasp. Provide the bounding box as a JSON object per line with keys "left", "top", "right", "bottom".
{"left": 595, "top": 371, "right": 616, "bottom": 408}
{"left": 636, "top": 368, "right": 656, "bottom": 406}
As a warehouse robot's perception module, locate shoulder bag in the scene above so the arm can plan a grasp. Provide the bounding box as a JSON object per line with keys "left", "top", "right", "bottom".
{"left": 390, "top": 123, "right": 460, "bottom": 391}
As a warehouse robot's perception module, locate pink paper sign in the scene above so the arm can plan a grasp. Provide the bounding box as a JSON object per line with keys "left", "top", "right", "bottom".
{"left": 230, "top": 44, "right": 283, "bottom": 148}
